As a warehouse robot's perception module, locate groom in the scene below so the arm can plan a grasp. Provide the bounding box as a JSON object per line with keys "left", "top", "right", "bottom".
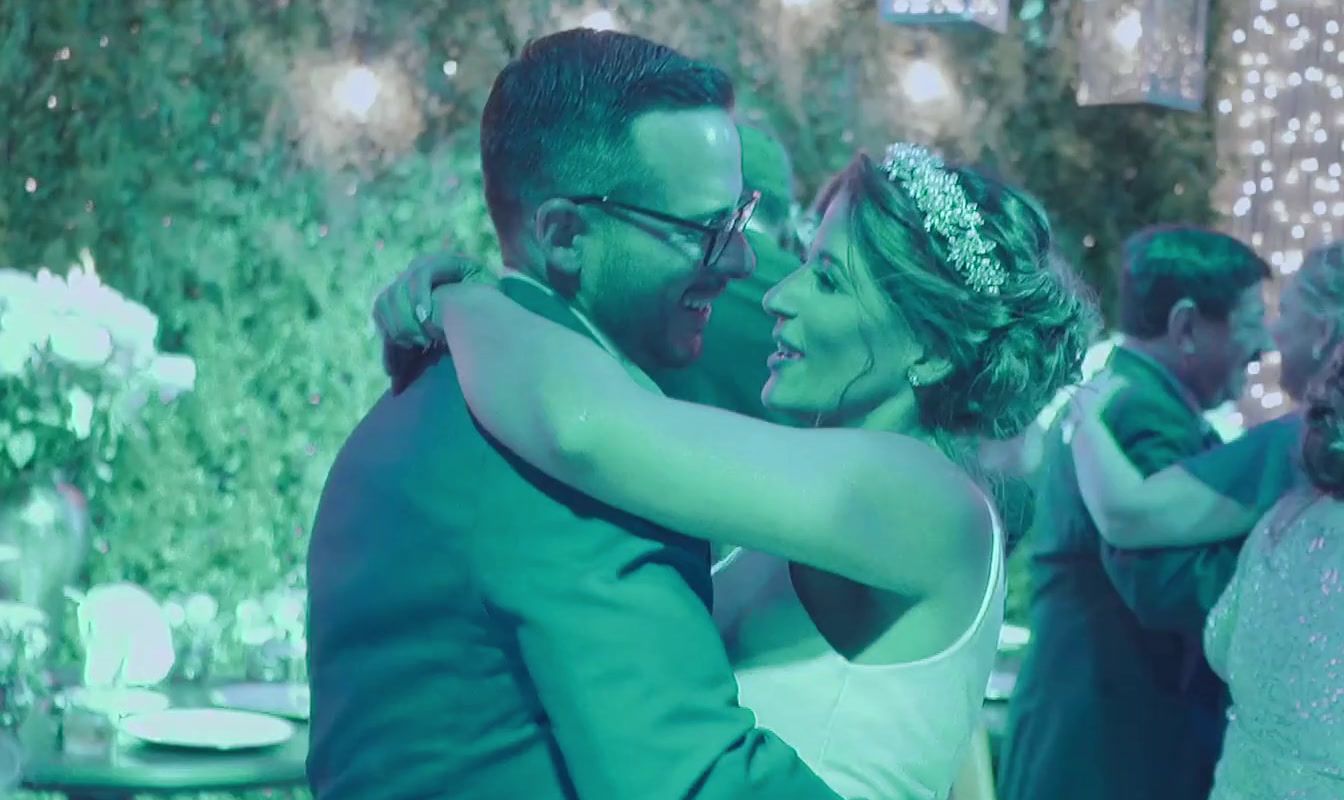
{"left": 306, "top": 29, "right": 838, "bottom": 800}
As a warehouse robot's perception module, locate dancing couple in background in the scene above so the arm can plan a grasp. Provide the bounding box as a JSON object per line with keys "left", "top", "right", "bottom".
{"left": 1061, "top": 244, "right": 1344, "bottom": 800}
{"left": 1000, "top": 236, "right": 1344, "bottom": 800}
{"left": 305, "top": 27, "right": 1094, "bottom": 800}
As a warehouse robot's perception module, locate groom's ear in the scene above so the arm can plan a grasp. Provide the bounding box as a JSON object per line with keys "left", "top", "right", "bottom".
{"left": 534, "top": 198, "right": 589, "bottom": 285}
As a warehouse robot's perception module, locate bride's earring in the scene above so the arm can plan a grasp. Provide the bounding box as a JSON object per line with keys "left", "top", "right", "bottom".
{"left": 908, "top": 367, "right": 923, "bottom": 388}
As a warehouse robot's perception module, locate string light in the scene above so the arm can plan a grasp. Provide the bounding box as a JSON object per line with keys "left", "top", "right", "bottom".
{"left": 578, "top": 9, "right": 619, "bottom": 30}
{"left": 1213, "top": 0, "right": 1339, "bottom": 422}
{"left": 901, "top": 58, "right": 953, "bottom": 104}
{"left": 286, "top": 56, "right": 423, "bottom": 168}
{"left": 331, "top": 65, "right": 380, "bottom": 120}
{"left": 1110, "top": 9, "right": 1144, "bottom": 51}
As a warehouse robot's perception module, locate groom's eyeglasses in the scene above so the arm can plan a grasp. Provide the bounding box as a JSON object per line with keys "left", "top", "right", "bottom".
{"left": 566, "top": 191, "right": 761, "bottom": 269}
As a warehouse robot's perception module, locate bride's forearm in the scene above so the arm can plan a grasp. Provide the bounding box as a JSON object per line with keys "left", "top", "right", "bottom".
{"left": 1072, "top": 415, "right": 1153, "bottom": 545}
{"left": 1073, "top": 414, "right": 1259, "bottom": 548}
{"left": 434, "top": 284, "right": 638, "bottom": 476}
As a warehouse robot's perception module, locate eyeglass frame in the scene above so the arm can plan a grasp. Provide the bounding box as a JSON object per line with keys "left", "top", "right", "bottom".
{"left": 564, "top": 191, "right": 761, "bottom": 269}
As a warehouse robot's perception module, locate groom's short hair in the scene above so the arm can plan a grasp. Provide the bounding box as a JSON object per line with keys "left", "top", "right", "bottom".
{"left": 480, "top": 29, "right": 734, "bottom": 243}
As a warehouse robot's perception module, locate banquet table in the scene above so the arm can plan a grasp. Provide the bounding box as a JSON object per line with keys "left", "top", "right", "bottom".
{"left": 20, "top": 684, "right": 308, "bottom": 799}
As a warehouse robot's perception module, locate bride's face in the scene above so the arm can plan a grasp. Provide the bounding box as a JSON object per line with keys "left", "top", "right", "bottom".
{"left": 760, "top": 193, "right": 922, "bottom": 422}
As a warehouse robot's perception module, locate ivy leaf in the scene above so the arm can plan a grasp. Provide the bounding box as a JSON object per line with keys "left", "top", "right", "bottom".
{"left": 6, "top": 429, "right": 36, "bottom": 469}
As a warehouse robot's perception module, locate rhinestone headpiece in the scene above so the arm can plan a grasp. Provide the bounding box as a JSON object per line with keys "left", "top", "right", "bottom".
{"left": 879, "top": 142, "right": 1005, "bottom": 296}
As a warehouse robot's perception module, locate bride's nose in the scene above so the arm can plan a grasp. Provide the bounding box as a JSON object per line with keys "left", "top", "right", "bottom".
{"left": 762, "top": 266, "right": 805, "bottom": 317}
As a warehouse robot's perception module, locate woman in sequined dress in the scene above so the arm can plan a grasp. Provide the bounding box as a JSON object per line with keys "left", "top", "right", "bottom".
{"left": 1198, "top": 344, "right": 1344, "bottom": 799}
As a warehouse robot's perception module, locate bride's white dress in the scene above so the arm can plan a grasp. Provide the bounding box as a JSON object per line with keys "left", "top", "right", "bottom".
{"left": 1205, "top": 488, "right": 1344, "bottom": 800}
{"left": 711, "top": 512, "right": 1004, "bottom": 799}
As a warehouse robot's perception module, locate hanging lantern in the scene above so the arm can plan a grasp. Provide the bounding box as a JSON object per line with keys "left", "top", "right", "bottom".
{"left": 879, "top": 0, "right": 1009, "bottom": 34}
{"left": 1077, "top": 0, "right": 1210, "bottom": 111}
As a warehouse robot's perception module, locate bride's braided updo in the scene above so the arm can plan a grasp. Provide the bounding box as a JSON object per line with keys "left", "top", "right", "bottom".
{"left": 835, "top": 151, "right": 1098, "bottom": 440}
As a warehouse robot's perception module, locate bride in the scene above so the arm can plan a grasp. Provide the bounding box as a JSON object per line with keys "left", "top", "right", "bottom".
{"left": 378, "top": 144, "right": 1095, "bottom": 798}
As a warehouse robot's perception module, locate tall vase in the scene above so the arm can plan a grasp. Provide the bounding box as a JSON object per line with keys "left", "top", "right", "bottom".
{"left": 0, "top": 473, "right": 88, "bottom": 624}
{"left": 0, "top": 474, "right": 83, "bottom": 738}
{"left": 0, "top": 727, "right": 20, "bottom": 795}
{"left": 0, "top": 665, "right": 38, "bottom": 731}
{"left": 0, "top": 601, "right": 49, "bottom": 733}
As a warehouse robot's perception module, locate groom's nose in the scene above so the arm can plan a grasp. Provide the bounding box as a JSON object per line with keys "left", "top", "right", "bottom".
{"left": 712, "top": 231, "right": 755, "bottom": 281}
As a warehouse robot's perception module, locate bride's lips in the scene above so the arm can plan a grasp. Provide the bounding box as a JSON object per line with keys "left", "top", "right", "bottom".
{"left": 768, "top": 337, "right": 804, "bottom": 367}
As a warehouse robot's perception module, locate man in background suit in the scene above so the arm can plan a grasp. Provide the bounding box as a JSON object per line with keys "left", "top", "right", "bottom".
{"left": 305, "top": 30, "right": 837, "bottom": 800}
{"left": 998, "top": 226, "right": 1271, "bottom": 800}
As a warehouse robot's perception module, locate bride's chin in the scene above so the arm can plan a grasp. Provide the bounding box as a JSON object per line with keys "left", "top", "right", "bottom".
{"left": 761, "top": 389, "right": 818, "bottom": 422}
{"left": 760, "top": 380, "right": 783, "bottom": 410}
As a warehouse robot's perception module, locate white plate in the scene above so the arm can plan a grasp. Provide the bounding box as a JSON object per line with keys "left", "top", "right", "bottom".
{"left": 209, "top": 682, "right": 310, "bottom": 721}
{"left": 119, "top": 708, "right": 295, "bottom": 750}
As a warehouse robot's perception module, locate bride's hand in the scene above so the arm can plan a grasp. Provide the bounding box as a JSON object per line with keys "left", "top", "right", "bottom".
{"left": 373, "top": 252, "right": 492, "bottom": 349}
{"left": 1063, "top": 370, "right": 1129, "bottom": 442}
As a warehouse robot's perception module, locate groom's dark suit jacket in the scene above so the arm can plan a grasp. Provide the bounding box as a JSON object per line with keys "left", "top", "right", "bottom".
{"left": 306, "top": 277, "right": 836, "bottom": 800}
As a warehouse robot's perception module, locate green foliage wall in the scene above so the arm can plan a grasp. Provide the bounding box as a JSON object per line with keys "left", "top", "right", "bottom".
{"left": 2, "top": 0, "right": 1228, "bottom": 665}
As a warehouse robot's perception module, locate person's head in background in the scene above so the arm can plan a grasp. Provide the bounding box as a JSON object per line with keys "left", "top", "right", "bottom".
{"left": 1301, "top": 340, "right": 1344, "bottom": 498}
{"left": 1272, "top": 241, "right": 1344, "bottom": 401}
{"left": 791, "top": 167, "right": 851, "bottom": 257}
{"left": 732, "top": 123, "right": 803, "bottom": 289}
{"left": 479, "top": 29, "right": 757, "bottom": 371}
{"left": 736, "top": 123, "right": 796, "bottom": 248}
{"left": 1118, "top": 225, "right": 1272, "bottom": 410}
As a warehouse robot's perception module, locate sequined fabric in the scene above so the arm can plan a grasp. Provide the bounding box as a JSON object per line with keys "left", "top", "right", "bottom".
{"left": 1205, "top": 488, "right": 1344, "bottom": 800}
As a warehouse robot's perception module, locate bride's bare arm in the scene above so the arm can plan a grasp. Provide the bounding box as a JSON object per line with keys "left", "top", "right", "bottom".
{"left": 1070, "top": 383, "right": 1260, "bottom": 548}
{"left": 436, "top": 283, "right": 991, "bottom": 598}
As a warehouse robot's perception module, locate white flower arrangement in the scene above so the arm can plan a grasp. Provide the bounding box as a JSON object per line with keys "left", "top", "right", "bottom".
{"left": 74, "top": 583, "right": 175, "bottom": 687}
{"left": 234, "top": 588, "right": 306, "bottom": 649}
{"left": 0, "top": 250, "right": 196, "bottom": 485}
